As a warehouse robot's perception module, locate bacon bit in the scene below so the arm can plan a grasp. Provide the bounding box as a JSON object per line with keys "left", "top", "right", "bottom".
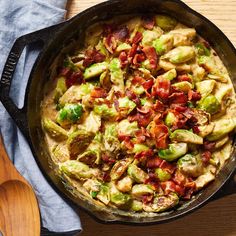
{"left": 90, "top": 87, "right": 107, "bottom": 98}
{"left": 153, "top": 113, "right": 162, "bottom": 124}
{"left": 135, "top": 149, "right": 154, "bottom": 159}
{"left": 132, "top": 31, "right": 143, "bottom": 44}
{"left": 119, "top": 51, "right": 128, "bottom": 68}
{"left": 152, "top": 78, "right": 171, "bottom": 99}
{"left": 169, "top": 92, "right": 188, "bottom": 105}
{"left": 150, "top": 124, "right": 169, "bottom": 149}
{"left": 159, "top": 160, "right": 176, "bottom": 174}
{"left": 145, "top": 172, "right": 159, "bottom": 190}
{"left": 147, "top": 157, "right": 163, "bottom": 168}
{"left": 203, "top": 141, "right": 216, "bottom": 151}
{"left": 137, "top": 106, "right": 151, "bottom": 114}
{"left": 170, "top": 104, "right": 187, "bottom": 112}
{"left": 192, "top": 125, "right": 200, "bottom": 134}
{"left": 126, "top": 89, "right": 141, "bottom": 106}
{"left": 174, "top": 185, "right": 185, "bottom": 196}
{"left": 188, "top": 90, "right": 201, "bottom": 101}
{"left": 128, "top": 43, "right": 138, "bottom": 58}
{"left": 172, "top": 170, "right": 187, "bottom": 186}
{"left": 142, "top": 16, "right": 155, "bottom": 30}
{"left": 129, "top": 110, "right": 153, "bottom": 127}
{"left": 103, "top": 35, "right": 117, "bottom": 53}
{"left": 142, "top": 79, "right": 154, "bottom": 90}
{"left": 83, "top": 49, "right": 106, "bottom": 68}
{"left": 123, "top": 137, "right": 134, "bottom": 150}
{"left": 60, "top": 67, "right": 72, "bottom": 77}
{"left": 132, "top": 53, "right": 146, "bottom": 66}
{"left": 101, "top": 154, "right": 115, "bottom": 165}
{"left": 160, "top": 181, "right": 177, "bottom": 194}
{"left": 153, "top": 100, "right": 166, "bottom": 112}
{"left": 132, "top": 76, "right": 145, "bottom": 85}
{"left": 66, "top": 71, "right": 83, "bottom": 88}
{"left": 113, "top": 26, "right": 130, "bottom": 42}
{"left": 102, "top": 172, "right": 111, "bottom": 182}
{"left": 201, "top": 150, "right": 212, "bottom": 164}
{"left": 135, "top": 127, "right": 150, "bottom": 143}
{"left": 177, "top": 74, "right": 192, "bottom": 83}
{"left": 142, "top": 46, "right": 158, "bottom": 69}
{"left": 142, "top": 194, "right": 154, "bottom": 204}
{"left": 183, "top": 181, "right": 196, "bottom": 199}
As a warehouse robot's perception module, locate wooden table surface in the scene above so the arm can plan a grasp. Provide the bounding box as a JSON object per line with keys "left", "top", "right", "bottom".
{"left": 66, "top": 1, "right": 236, "bottom": 236}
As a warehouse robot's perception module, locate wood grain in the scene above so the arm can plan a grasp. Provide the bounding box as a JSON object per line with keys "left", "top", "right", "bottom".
{"left": 66, "top": 1, "right": 236, "bottom": 235}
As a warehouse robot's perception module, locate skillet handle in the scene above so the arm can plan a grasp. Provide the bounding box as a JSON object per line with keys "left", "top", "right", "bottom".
{"left": 0, "top": 22, "right": 65, "bottom": 138}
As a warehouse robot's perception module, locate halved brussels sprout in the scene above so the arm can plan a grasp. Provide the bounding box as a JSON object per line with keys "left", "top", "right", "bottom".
{"left": 165, "top": 111, "right": 177, "bottom": 127}
{"left": 158, "top": 143, "right": 188, "bottom": 161}
{"left": 172, "top": 81, "right": 193, "bottom": 92}
{"left": 59, "top": 160, "right": 92, "bottom": 179}
{"left": 215, "top": 86, "right": 232, "bottom": 103}
{"left": 116, "top": 176, "right": 133, "bottom": 193}
{"left": 169, "top": 28, "right": 196, "bottom": 39}
{"left": 131, "top": 184, "right": 154, "bottom": 199}
{"left": 97, "top": 184, "right": 110, "bottom": 205}
{"left": 177, "top": 154, "right": 203, "bottom": 177}
{"left": 155, "top": 168, "right": 171, "bottom": 181}
{"left": 197, "top": 95, "right": 220, "bottom": 114}
{"left": 84, "top": 62, "right": 108, "bottom": 79}
{"left": 118, "top": 97, "right": 136, "bottom": 115}
{"left": 155, "top": 15, "right": 177, "bottom": 31}
{"left": 163, "top": 46, "right": 195, "bottom": 64}
{"left": 191, "top": 64, "right": 206, "bottom": 82}
{"left": 117, "top": 119, "right": 139, "bottom": 136}
{"left": 116, "top": 43, "right": 132, "bottom": 52}
{"left": 109, "top": 58, "right": 124, "bottom": 92}
{"left": 127, "top": 164, "right": 149, "bottom": 183}
{"left": 153, "top": 34, "right": 174, "bottom": 55}
{"left": 77, "top": 149, "right": 101, "bottom": 165}
{"left": 195, "top": 42, "right": 210, "bottom": 56}
{"left": 142, "top": 30, "right": 162, "bottom": 46}
{"left": 198, "top": 123, "right": 215, "bottom": 138}
{"left": 93, "top": 104, "right": 118, "bottom": 119}
{"left": 170, "top": 129, "right": 203, "bottom": 144}
{"left": 82, "top": 111, "right": 101, "bottom": 133}
{"left": 110, "top": 158, "right": 133, "bottom": 181}
{"left": 42, "top": 118, "right": 67, "bottom": 140}
{"left": 215, "top": 135, "right": 229, "bottom": 149}
{"left": 161, "top": 68, "right": 177, "bottom": 80}
{"left": 133, "top": 144, "right": 149, "bottom": 154}
{"left": 131, "top": 200, "right": 143, "bottom": 211}
{"left": 54, "top": 77, "right": 67, "bottom": 102}
{"left": 195, "top": 80, "right": 216, "bottom": 98}
{"left": 143, "top": 193, "right": 179, "bottom": 212}
{"left": 52, "top": 143, "right": 70, "bottom": 163}
{"left": 83, "top": 179, "right": 101, "bottom": 193}
{"left": 206, "top": 118, "right": 236, "bottom": 141}
{"left": 67, "top": 129, "right": 94, "bottom": 157}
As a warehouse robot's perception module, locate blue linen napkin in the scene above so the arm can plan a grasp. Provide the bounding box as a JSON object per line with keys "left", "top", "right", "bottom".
{"left": 0, "top": 0, "right": 82, "bottom": 233}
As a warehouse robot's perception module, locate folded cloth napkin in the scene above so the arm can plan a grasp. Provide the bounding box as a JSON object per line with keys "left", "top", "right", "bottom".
{"left": 0, "top": 0, "right": 82, "bottom": 234}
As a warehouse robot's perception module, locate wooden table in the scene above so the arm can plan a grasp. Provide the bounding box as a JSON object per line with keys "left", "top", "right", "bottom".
{"left": 66, "top": 1, "right": 236, "bottom": 235}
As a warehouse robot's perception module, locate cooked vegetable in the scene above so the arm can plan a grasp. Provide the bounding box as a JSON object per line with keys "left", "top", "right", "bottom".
{"left": 54, "top": 77, "right": 67, "bottom": 102}
{"left": 165, "top": 111, "right": 177, "bottom": 127}
{"left": 153, "top": 34, "right": 174, "bottom": 55}
{"left": 128, "top": 164, "right": 149, "bottom": 183}
{"left": 142, "top": 30, "right": 162, "bottom": 46}
{"left": 116, "top": 43, "right": 132, "bottom": 52}
{"left": 118, "top": 97, "right": 136, "bottom": 115}
{"left": 195, "top": 80, "right": 216, "bottom": 98}
{"left": 161, "top": 68, "right": 177, "bottom": 80}
{"left": 131, "top": 184, "right": 154, "bottom": 199}
{"left": 84, "top": 62, "right": 108, "bottom": 79}
{"left": 197, "top": 95, "right": 221, "bottom": 114}
{"left": 155, "top": 168, "right": 171, "bottom": 181}
{"left": 116, "top": 176, "right": 133, "bottom": 192}
{"left": 155, "top": 15, "right": 177, "bottom": 31}
{"left": 109, "top": 58, "right": 124, "bottom": 92}
{"left": 133, "top": 144, "right": 149, "bottom": 154}
{"left": 110, "top": 183, "right": 131, "bottom": 207}
{"left": 172, "top": 81, "right": 193, "bottom": 92}
{"left": 118, "top": 119, "right": 139, "bottom": 136}
{"left": 170, "top": 129, "right": 203, "bottom": 144}
{"left": 131, "top": 200, "right": 143, "bottom": 211}
{"left": 93, "top": 104, "right": 118, "bottom": 118}
{"left": 97, "top": 184, "right": 110, "bottom": 205}
{"left": 195, "top": 42, "right": 210, "bottom": 56}
{"left": 43, "top": 118, "right": 67, "bottom": 139}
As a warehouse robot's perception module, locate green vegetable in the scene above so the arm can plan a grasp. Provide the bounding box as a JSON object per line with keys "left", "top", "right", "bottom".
{"left": 197, "top": 95, "right": 221, "bottom": 114}
{"left": 163, "top": 46, "right": 195, "bottom": 64}
{"left": 155, "top": 15, "right": 177, "bottom": 31}
{"left": 77, "top": 149, "right": 101, "bottom": 165}
{"left": 63, "top": 56, "right": 77, "bottom": 71}
{"left": 131, "top": 200, "right": 143, "bottom": 211}
{"left": 54, "top": 77, "right": 67, "bottom": 102}
{"left": 118, "top": 97, "right": 136, "bottom": 115}
{"left": 57, "top": 104, "right": 83, "bottom": 126}
{"left": 158, "top": 143, "right": 188, "bottom": 161}
{"left": 161, "top": 68, "right": 177, "bottom": 80}
{"left": 215, "top": 86, "right": 232, "bottom": 103}
{"left": 155, "top": 168, "right": 171, "bottom": 181}
{"left": 118, "top": 119, "right": 139, "bottom": 136}
{"left": 84, "top": 62, "right": 108, "bottom": 79}
{"left": 170, "top": 129, "right": 203, "bottom": 144}
{"left": 172, "top": 81, "right": 193, "bottom": 92}
{"left": 133, "top": 144, "right": 149, "bottom": 154}
{"left": 128, "top": 164, "right": 149, "bottom": 183}
{"left": 97, "top": 184, "right": 110, "bottom": 205}
{"left": 93, "top": 104, "right": 118, "bottom": 118}
{"left": 116, "top": 176, "right": 133, "bottom": 192}
{"left": 142, "top": 30, "right": 161, "bottom": 46}
{"left": 169, "top": 28, "right": 196, "bottom": 39}
{"left": 109, "top": 58, "right": 124, "bottom": 92}
{"left": 131, "top": 184, "right": 154, "bottom": 199}
{"left": 42, "top": 118, "right": 67, "bottom": 140}
{"left": 110, "top": 183, "right": 131, "bottom": 207}
{"left": 82, "top": 111, "right": 101, "bottom": 133}
{"left": 207, "top": 118, "right": 236, "bottom": 141}
{"left": 165, "top": 112, "right": 176, "bottom": 127}
{"left": 177, "top": 154, "right": 203, "bottom": 177}
{"left": 195, "top": 80, "right": 216, "bottom": 98}
{"left": 153, "top": 34, "right": 174, "bottom": 55}
{"left": 195, "top": 42, "right": 210, "bottom": 56}
{"left": 116, "top": 43, "right": 132, "bottom": 52}
{"left": 59, "top": 160, "right": 92, "bottom": 179}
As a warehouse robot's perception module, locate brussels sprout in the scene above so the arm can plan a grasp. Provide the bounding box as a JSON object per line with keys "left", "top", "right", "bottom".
{"left": 195, "top": 80, "right": 216, "bottom": 98}
{"left": 206, "top": 118, "right": 236, "bottom": 141}
{"left": 84, "top": 62, "right": 108, "bottom": 79}
{"left": 142, "top": 30, "right": 161, "bottom": 46}
{"left": 163, "top": 46, "right": 195, "bottom": 64}
{"left": 52, "top": 143, "right": 70, "bottom": 163}
{"left": 207, "top": 73, "right": 228, "bottom": 83}
{"left": 133, "top": 144, "right": 149, "bottom": 154}
{"left": 192, "top": 64, "right": 206, "bottom": 82}
{"left": 161, "top": 68, "right": 177, "bottom": 80}
{"left": 127, "top": 164, "right": 149, "bottom": 183}
{"left": 155, "top": 15, "right": 177, "bottom": 31}
{"left": 165, "top": 111, "right": 177, "bottom": 127}
{"left": 77, "top": 149, "right": 101, "bottom": 165}
{"left": 110, "top": 183, "right": 131, "bottom": 207}
{"left": 153, "top": 34, "right": 174, "bottom": 55}
{"left": 82, "top": 111, "right": 101, "bottom": 133}
{"left": 59, "top": 160, "right": 92, "bottom": 179}
{"left": 83, "top": 179, "right": 101, "bottom": 192}
{"left": 197, "top": 95, "right": 220, "bottom": 114}
{"left": 118, "top": 97, "right": 136, "bottom": 115}
{"left": 95, "top": 40, "right": 108, "bottom": 57}
{"left": 143, "top": 193, "right": 179, "bottom": 212}
{"left": 110, "top": 158, "right": 133, "bottom": 181}
{"left": 169, "top": 28, "right": 196, "bottom": 39}
{"left": 97, "top": 184, "right": 110, "bottom": 205}
{"left": 195, "top": 43, "right": 210, "bottom": 56}
{"left": 170, "top": 129, "right": 203, "bottom": 144}
{"left": 42, "top": 118, "right": 67, "bottom": 140}
{"left": 198, "top": 123, "right": 215, "bottom": 138}
{"left": 158, "top": 143, "right": 188, "bottom": 161}
{"left": 109, "top": 58, "right": 124, "bottom": 92}
{"left": 131, "top": 184, "right": 154, "bottom": 199}
{"left": 118, "top": 119, "right": 139, "bottom": 136}
{"left": 116, "top": 176, "right": 133, "bottom": 193}
{"left": 63, "top": 56, "right": 77, "bottom": 71}
{"left": 93, "top": 104, "right": 118, "bottom": 118}
{"left": 54, "top": 77, "right": 67, "bottom": 102}
{"left": 67, "top": 129, "right": 94, "bottom": 157}
{"left": 155, "top": 168, "right": 171, "bottom": 181}
{"left": 59, "top": 83, "right": 94, "bottom": 106}
{"left": 116, "top": 43, "right": 132, "bottom": 52}
{"left": 177, "top": 154, "right": 203, "bottom": 177}
{"left": 131, "top": 200, "right": 143, "bottom": 211}
{"left": 215, "top": 86, "right": 232, "bottom": 103}
{"left": 57, "top": 104, "right": 83, "bottom": 126}
{"left": 132, "top": 85, "right": 145, "bottom": 95}
{"left": 172, "top": 81, "right": 193, "bottom": 92}
{"left": 215, "top": 135, "right": 229, "bottom": 149}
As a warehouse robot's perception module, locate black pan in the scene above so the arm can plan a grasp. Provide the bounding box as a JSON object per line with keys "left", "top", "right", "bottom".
{"left": 0, "top": 0, "right": 235, "bottom": 224}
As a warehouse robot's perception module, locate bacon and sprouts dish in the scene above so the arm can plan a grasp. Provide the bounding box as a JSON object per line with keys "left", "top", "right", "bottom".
{"left": 41, "top": 15, "right": 236, "bottom": 213}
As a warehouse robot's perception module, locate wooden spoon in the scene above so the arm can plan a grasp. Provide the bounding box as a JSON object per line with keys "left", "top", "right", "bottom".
{"left": 0, "top": 136, "right": 40, "bottom": 236}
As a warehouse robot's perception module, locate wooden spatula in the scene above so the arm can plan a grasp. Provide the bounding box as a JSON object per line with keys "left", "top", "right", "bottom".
{"left": 0, "top": 135, "right": 40, "bottom": 236}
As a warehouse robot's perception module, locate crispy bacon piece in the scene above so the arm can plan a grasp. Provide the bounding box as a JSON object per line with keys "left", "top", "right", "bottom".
{"left": 126, "top": 89, "right": 141, "bottom": 106}
{"left": 152, "top": 78, "right": 171, "bottom": 99}
{"left": 135, "top": 127, "right": 150, "bottom": 143}
{"left": 183, "top": 181, "right": 196, "bottom": 199}
{"left": 119, "top": 51, "right": 128, "bottom": 68}
{"left": 90, "top": 87, "right": 107, "bottom": 98}
{"left": 142, "top": 46, "right": 158, "bottom": 69}
{"left": 132, "top": 31, "right": 143, "bottom": 44}
{"left": 101, "top": 154, "right": 115, "bottom": 165}
{"left": 203, "top": 141, "right": 216, "bottom": 151}
{"left": 102, "top": 172, "right": 111, "bottom": 182}
{"left": 160, "top": 181, "right": 177, "bottom": 194}
{"left": 142, "top": 16, "right": 155, "bottom": 30}
{"left": 201, "top": 150, "right": 212, "bottom": 164}
{"left": 83, "top": 49, "right": 106, "bottom": 67}
{"left": 153, "top": 100, "right": 166, "bottom": 113}
{"left": 123, "top": 137, "right": 134, "bottom": 150}
{"left": 135, "top": 149, "right": 154, "bottom": 159}
{"left": 188, "top": 90, "right": 201, "bottom": 101}
{"left": 129, "top": 110, "right": 153, "bottom": 127}
{"left": 142, "top": 194, "right": 154, "bottom": 204}
{"left": 66, "top": 71, "right": 83, "bottom": 88}
{"left": 142, "top": 79, "right": 154, "bottom": 90}
{"left": 177, "top": 74, "right": 192, "bottom": 82}
{"left": 145, "top": 172, "right": 159, "bottom": 190}
{"left": 103, "top": 35, "right": 117, "bottom": 53}
{"left": 150, "top": 124, "right": 169, "bottom": 149}
{"left": 147, "top": 157, "right": 163, "bottom": 168}
{"left": 169, "top": 91, "right": 188, "bottom": 105}
{"left": 132, "top": 52, "right": 146, "bottom": 66}
{"left": 159, "top": 160, "right": 176, "bottom": 174}
{"left": 113, "top": 26, "right": 130, "bottom": 42}
{"left": 60, "top": 67, "right": 72, "bottom": 77}
{"left": 132, "top": 76, "right": 145, "bottom": 85}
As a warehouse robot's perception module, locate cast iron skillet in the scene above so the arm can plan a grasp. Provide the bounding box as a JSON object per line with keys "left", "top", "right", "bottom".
{"left": 0, "top": 0, "right": 236, "bottom": 225}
